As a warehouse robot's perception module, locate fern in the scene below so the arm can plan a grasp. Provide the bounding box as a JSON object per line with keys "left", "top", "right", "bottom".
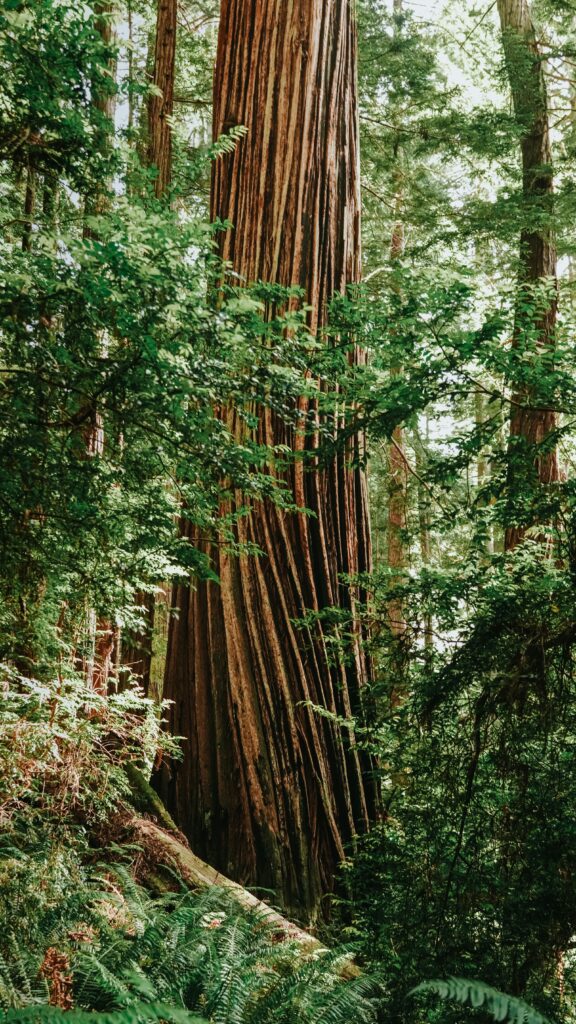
{"left": 411, "top": 978, "right": 553, "bottom": 1024}
{"left": 0, "top": 849, "right": 381, "bottom": 1024}
{"left": 1, "top": 1001, "right": 205, "bottom": 1024}
{"left": 209, "top": 125, "right": 249, "bottom": 161}
{"left": 72, "top": 885, "right": 381, "bottom": 1024}
{"left": 0, "top": 939, "right": 49, "bottom": 1011}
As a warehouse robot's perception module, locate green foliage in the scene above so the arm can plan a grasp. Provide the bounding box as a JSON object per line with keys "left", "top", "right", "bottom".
{"left": 3, "top": 3, "right": 576, "bottom": 1024}
{"left": 1, "top": 1003, "right": 204, "bottom": 1024}
{"left": 0, "top": 190, "right": 313, "bottom": 671}
{"left": 412, "top": 979, "right": 553, "bottom": 1024}
{"left": 69, "top": 886, "right": 380, "bottom": 1024}
{"left": 0, "top": 666, "right": 178, "bottom": 825}
{"left": 0, "top": 0, "right": 118, "bottom": 186}
{"left": 0, "top": 849, "right": 380, "bottom": 1024}
{"left": 0, "top": 665, "right": 381, "bottom": 1024}
{"left": 330, "top": 3, "right": 576, "bottom": 1022}
{"left": 0, "top": 0, "right": 317, "bottom": 675}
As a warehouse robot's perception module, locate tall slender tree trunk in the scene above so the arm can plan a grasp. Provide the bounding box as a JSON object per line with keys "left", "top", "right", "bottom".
{"left": 83, "top": 1, "right": 116, "bottom": 692}
{"left": 414, "top": 424, "right": 433, "bottom": 660}
{"left": 496, "top": 5, "right": 563, "bottom": 989}
{"left": 127, "top": 0, "right": 135, "bottom": 137}
{"left": 161, "top": 0, "right": 376, "bottom": 922}
{"left": 147, "top": 0, "right": 176, "bottom": 198}
{"left": 85, "top": 2, "right": 116, "bottom": 228}
{"left": 497, "top": 0, "right": 559, "bottom": 551}
{"left": 475, "top": 391, "right": 495, "bottom": 556}
{"left": 387, "top": 200, "right": 408, "bottom": 678}
{"left": 22, "top": 160, "right": 35, "bottom": 252}
{"left": 121, "top": 0, "right": 177, "bottom": 690}
{"left": 386, "top": 211, "right": 409, "bottom": 701}
{"left": 385, "top": 0, "right": 409, "bottom": 700}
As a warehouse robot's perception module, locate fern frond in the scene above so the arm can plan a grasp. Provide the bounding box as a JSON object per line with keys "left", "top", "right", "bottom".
{"left": 411, "top": 978, "right": 553, "bottom": 1024}
{"left": 209, "top": 126, "right": 249, "bottom": 161}
{"left": 1, "top": 1000, "right": 206, "bottom": 1024}
{"left": 0, "top": 940, "right": 48, "bottom": 1011}
{"left": 73, "top": 952, "right": 135, "bottom": 1012}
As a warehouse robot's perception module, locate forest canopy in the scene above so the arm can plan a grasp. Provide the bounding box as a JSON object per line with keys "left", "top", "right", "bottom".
{"left": 1, "top": 1, "right": 576, "bottom": 1023}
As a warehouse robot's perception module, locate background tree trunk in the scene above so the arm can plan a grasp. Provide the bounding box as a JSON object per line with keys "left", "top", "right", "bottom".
{"left": 83, "top": 1, "right": 116, "bottom": 692}
{"left": 386, "top": 214, "right": 409, "bottom": 703}
{"left": 414, "top": 424, "right": 433, "bottom": 661}
{"left": 22, "top": 161, "right": 35, "bottom": 251}
{"left": 387, "top": 220, "right": 408, "bottom": 648}
{"left": 147, "top": 0, "right": 176, "bottom": 198}
{"left": 160, "top": 0, "right": 376, "bottom": 922}
{"left": 497, "top": 0, "right": 559, "bottom": 551}
{"left": 84, "top": 1, "right": 116, "bottom": 227}
{"left": 120, "top": 0, "right": 177, "bottom": 690}
{"left": 385, "top": 0, "right": 409, "bottom": 697}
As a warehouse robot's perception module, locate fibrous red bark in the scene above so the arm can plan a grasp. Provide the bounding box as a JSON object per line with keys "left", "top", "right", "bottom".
{"left": 160, "top": 0, "right": 376, "bottom": 921}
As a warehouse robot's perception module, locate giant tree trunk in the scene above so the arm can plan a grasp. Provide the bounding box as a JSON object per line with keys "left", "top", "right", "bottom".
{"left": 497, "top": 0, "right": 559, "bottom": 551}
{"left": 161, "top": 0, "right": 376, "bottom": 922}
{"left": 147, "top": 0, "right": 176, "bottom": 198}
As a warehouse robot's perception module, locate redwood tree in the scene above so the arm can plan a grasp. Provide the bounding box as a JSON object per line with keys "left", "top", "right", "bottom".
{"left": 121, "top": 0, "right": 177, "bottom": 689}
{"left": 387, "top": 212, "right": 408, "bottom": 652}
{"left": 84, "top": 0, "right": 116, "bottom": 693}
{"left": 147, "top": 0, "right": 176, "bottom": 198}
{"left": 386, "top": 0, "right": 408, "bottom": 685}
{"left": 161, "top": 0, "right": 376, "bottom": 920}
{"left": 497, "top": 0, "right": 559, "bottom": 550}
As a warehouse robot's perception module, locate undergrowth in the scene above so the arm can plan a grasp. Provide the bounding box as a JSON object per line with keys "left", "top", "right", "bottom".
{"left": 0, "top": 669, "right": 382, "bottom": 1024}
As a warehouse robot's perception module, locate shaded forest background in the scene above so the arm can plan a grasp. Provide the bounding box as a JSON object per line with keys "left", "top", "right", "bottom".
{"left": 2, "top": 0, "right": 576, "bottom": 1023}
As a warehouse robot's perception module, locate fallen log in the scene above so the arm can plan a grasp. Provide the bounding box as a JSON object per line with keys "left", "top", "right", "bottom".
{"left": 122, "top": 765, "right": 358, "bottom": 976}
{"left": 129, "top": 815, "right": 323, "bottom": 952}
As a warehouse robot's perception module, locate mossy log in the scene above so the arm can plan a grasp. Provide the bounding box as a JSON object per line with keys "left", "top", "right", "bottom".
{"left": 130, "top": 815, "right": 324, "bottom": 952}
{"left": 124, "top": 761, "right": 180, "bottom": 834}
{"left": 123, "top": 765, "right": 358, "bottom": 970}
{"left": 123, "top": 764, "right": 355, "bottom": 966}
